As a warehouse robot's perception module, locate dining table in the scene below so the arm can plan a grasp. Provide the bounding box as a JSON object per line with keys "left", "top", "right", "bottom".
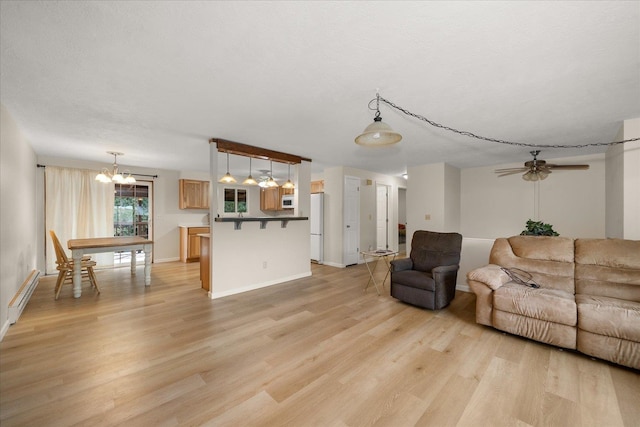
{"left": 67, "top": 236, "right": 153, "bottom": 298}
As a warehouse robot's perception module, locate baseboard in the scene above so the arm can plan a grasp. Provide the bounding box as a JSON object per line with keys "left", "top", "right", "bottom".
{"left": 209, "top": 271, "right": 313, "bottom": 299}
{"left": 456, "top": 283, "right": 471, "bottom": 293}
{"left": 153, "top": 257, "right": 180, "bottom": 263}
{"left": 322, "top": 261, "right": 346, "bottom": 268}
{"left": 0, "top": 319, "right": 10, "bottom": 342}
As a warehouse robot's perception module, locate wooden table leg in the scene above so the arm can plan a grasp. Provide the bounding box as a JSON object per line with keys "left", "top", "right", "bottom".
{"left": 144, "top": 244, "right": 152, "bottom": 286}
{"left": 72, "top": 250, "right": 82, "bottom": 298}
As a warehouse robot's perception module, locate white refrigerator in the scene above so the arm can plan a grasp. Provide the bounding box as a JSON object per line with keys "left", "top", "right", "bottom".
{"left": 310, "top": 193, "right": 324, "bottom": 263}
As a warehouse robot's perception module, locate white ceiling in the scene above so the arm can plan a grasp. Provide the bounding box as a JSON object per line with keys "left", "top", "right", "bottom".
{"left": 1, "top": 1, "right": 638, "bottom": 178}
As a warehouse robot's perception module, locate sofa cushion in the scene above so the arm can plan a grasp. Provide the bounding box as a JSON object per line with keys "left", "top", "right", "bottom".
{"left": 576, "top": 294, "right": 640, "bottom": 342}
{"left": 575, "top": 238, "right": 640, "bottom": 302}
{"left": 493, "top": 283, "right": 577, "bottom": 326}
{"left": 391, "top": 270, "right": 435, "bottom": 291}
{"left": 493, "top": 310, "right": 577, "bottom": 349}
{"left": 489, "top": 237, "right": 575, "bottom": 294}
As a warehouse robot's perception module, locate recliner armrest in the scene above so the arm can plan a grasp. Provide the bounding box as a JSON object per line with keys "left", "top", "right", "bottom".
{"left": 432, "top": 264, "right": 460, "bottom": 281}
{"left": 391, "top": 258, "right": 413, "bottom": 272}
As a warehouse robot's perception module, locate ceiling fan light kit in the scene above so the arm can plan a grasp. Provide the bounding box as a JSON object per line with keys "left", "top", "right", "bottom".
{"left": 495, "top": 150, "right": 589, "bottom": 181}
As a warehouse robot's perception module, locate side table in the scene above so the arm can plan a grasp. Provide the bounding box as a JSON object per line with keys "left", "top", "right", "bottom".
{"left": 360, "top": 250, "right": 398, "bottom": 295}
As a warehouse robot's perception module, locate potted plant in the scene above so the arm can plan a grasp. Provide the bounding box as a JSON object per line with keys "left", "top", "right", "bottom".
{"left": 520, "top": 219, "right": 559, "bottom": 236}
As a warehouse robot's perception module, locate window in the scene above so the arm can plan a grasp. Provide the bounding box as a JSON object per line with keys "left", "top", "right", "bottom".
{"left": 224, "top": 188, "right": 247, "bottom": 213}
{"left": 114, "top": 182, "right": 152, "bottom": 264}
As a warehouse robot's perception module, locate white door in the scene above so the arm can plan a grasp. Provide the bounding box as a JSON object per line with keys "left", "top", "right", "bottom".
{"left": 344, "top": 176, "right": 360, "bottom": 266}
{"left": 376, "top": 184, "right": 389, "bottom": 250}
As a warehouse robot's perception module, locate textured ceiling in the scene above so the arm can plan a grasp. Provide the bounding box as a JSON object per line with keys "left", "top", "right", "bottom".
{"left": 1, "top": 1, "right": 638, "bottom": 177}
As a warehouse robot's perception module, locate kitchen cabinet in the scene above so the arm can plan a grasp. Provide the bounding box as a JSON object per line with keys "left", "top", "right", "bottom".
{"left": 199, "top": 234, "right": 210, "bottom": 291}
{"left": 179, "top": 226, "right": 210, "bottom": 262}
{"left": 260, "top": 187, "right": 294, "bottom": 211}
{"left": 179, "top": 179, "right": 210, "bottom": 209}
{"left": 311, "top": 180, "right": 324, "bottom": 193}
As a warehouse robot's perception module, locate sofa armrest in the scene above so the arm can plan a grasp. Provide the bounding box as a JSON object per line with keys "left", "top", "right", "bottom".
{"left": 391, "top": 258, "right": 413, "bottom": 272}
{"left": 467, "top": 264, "right": 510, "bottom": 291}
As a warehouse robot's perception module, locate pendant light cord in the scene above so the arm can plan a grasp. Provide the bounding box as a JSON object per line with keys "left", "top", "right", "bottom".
{"left": 371, "top": 95, "right": 639, "bottom": 149}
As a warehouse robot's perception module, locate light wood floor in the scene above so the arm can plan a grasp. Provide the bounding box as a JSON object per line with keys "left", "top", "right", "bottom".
{"left": 1, "top": 261, "right": 638, "bottom": 426}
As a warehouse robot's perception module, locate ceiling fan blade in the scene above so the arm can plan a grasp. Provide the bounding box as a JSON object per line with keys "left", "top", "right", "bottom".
{"left": 546, "top": 164, "right": 590, "bottom": 170}
{"left": 497, "top": 170, "right": 528, "bottom": 177}
{"left": 494, "top": 167, "right": 528, "bottom": 173}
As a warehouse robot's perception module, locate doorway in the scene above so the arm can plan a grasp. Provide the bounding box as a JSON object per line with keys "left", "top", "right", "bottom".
{"left": 344, "top": 176, "right": 360, "bottom": 266}
{"left": 376, "top": 184, "right": 389, "bottom": 250}
{"left": 398, "top": 187, "right": 407, "bottom": 253}
{"left": 113, "top": 181, "right": 152, "bottom": 264}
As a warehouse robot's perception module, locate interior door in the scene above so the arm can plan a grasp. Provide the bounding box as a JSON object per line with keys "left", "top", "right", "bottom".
{"left": 344, "top": 176, "right": 360, "bottom": 266}
{"left": 376, "top": 184, "right": 389, "bottom": 250}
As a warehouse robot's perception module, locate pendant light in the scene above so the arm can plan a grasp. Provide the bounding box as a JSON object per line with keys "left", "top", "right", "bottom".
{"left": 355, "top": 92, "right": 402, "bottom": 146}
{"left": 266, "top": 161, "right": 278, "bottom": 187}
{"left": 219, "top": 153, "right": 237, "bottom": 183}
{"left": 282, "top": 163, "right": 295, "bottom": 189}
{"left": 243, "top": 157, "right": 258, "bottom": 185}
{"left": 95, "top": 151, "right": 136, "bottom": 184}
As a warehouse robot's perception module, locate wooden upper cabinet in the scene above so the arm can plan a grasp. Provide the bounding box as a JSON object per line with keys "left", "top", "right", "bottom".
{"left": 179, "top": 179, "right": 210, "bottom": 209}
{"left": 260, "top": 187, "right": 280, "bottom": 211}
{"left": 260, "top": 187, "right": 294, "bottom": 211}
{"left": 311, "top": 180, "right": 324, "bottom": 193}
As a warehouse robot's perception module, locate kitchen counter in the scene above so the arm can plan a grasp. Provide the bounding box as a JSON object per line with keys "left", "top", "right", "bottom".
{"left": 214, "top": 216, "right": 308, "bottom": 230}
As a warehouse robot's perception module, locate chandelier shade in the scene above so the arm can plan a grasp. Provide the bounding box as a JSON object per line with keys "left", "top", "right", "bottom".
{"left": 95, "top": 152, "right": 136, "bottom": 184}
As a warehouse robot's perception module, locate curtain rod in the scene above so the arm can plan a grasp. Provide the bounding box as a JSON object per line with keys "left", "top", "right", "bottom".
{"left": 36, "top": 164, "right": 158, "bottom": 179}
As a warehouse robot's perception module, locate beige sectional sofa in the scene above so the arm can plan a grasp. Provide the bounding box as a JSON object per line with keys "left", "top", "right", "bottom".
{"left": 467, "top": 236, "right": 640, "bottom": 370}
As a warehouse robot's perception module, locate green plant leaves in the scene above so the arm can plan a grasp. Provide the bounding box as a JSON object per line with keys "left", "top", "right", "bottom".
{"left": 520, "top": 219, "right": 559, "bottom": 236}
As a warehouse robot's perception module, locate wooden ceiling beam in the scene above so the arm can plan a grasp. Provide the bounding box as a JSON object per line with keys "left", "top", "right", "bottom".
{"left": 210, "top": 138, "right": 311, "bottom": 164}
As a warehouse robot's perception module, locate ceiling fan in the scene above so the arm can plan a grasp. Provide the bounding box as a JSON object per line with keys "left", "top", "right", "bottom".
{"left": 495, "top": 151, "right": 589, "bottom": 181}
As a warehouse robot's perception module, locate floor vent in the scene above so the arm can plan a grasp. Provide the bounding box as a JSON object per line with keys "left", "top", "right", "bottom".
{"left": 9, "top": 269, "right": 40, "bottom": 325}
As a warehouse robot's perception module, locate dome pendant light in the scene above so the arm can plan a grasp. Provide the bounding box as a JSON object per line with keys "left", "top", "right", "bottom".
{"left": 282, "top": 163, "right": 295, "bottom": 189}
{"left": 219, "top": 153, "right": 237, "bottom": 183}
{"left": 266, "top": 161, "right": 279, "bottom": 187}
{"left": 355, "top": 92, "right": 402, "bottom": 146}
{"left": 243, "top": 157, "right": 258, "bottom": 185}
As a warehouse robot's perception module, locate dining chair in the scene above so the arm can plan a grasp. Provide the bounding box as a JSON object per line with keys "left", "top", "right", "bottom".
{"left": 49, "top": 230, "right": 100, "bottom": 299}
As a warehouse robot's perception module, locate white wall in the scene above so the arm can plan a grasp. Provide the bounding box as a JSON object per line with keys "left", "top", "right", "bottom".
{"left": 606, "top": 126, "right": 625, "bottom": 238}
{"left": 406, "top": 163, "right": 461, "bottom": 238}
{"left": 1, "top": 105, "right": 38, "bottom": 339}
{"left": 622, "top": 119, "right": 640, "bottom": 240}
{"left": 461, "top": 153, "right": 606, "bottom": 239}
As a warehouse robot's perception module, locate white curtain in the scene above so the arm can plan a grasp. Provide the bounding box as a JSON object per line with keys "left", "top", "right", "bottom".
{"left": 45, "top": 166, "right": 114, "bottom": 274}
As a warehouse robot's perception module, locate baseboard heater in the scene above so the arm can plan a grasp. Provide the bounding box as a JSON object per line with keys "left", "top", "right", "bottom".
{"left": 8, "top": 269, "right": 40, "bottom": 325}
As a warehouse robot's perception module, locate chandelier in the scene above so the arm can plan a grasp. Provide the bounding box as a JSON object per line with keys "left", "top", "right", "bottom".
{"left": 95, "top": 151, "right": 136, "bottom": 184}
